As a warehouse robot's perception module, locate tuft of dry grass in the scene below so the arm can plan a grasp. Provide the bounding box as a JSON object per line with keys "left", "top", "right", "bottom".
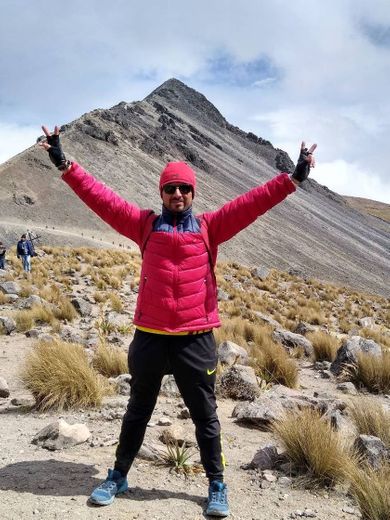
{"left": 349, "top": 397, "right": 390, "bottom": 448}
{"left": 53, "top": 297, "right": 78, "bottom": 321}
{"left": 14, "top": 305, "right": 55, "bottom": 332}
{"left": 214, "top": 317, "right": 273, "bottom": 348}
{"left": 19, "top": 283, "right": 33, "bottom": 298}
{"left": 39, "top": 283, "right": 62, "bottom": 304}
{"left": 0, "top": 292, "right": 9, "bottom": 304}
{"left": 92, "top": 341, "right": 128, "bottom": 377}
{"left": 346, "top": 462, "right": 390, "bottom": 520}
{"left": 109, "top": 293, "right": 123, "bottom": 313}
{"left": 307, "top": 331, "right": 340, "bottom": 362}
{"left": 297, "top": 308, "right": 326, "bottom": 325}
{"left": 251, "top": 339, "right": 298, "bottom": 388}
{"left": 272, "top": 408, "right": 352, "bottom": 486}
{"left": 348, "top": 352, "right": 390, "bottom": 394}
{"left": 339, "top": 319, "right": 353, "bottom": 333}
{"left": 21, "top": 339, "right": 111, "bottom": 410}
{"left": 93, "top": 291, "right": 108, "bottom": 303}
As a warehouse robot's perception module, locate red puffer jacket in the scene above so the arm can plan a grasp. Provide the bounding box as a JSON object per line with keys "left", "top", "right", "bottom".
{"left": 62, "top": 162, "right": 295, "bottom": 332}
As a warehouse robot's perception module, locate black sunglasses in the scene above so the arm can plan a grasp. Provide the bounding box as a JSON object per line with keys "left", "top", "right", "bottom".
{"left": 163, "top": 184, "right": 192, "bottom": 195}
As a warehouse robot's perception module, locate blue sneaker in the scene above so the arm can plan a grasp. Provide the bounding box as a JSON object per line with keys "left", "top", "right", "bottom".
{"left": 206, "top": 480, "right": 229, "bottom": 517}
{"left": 89, "top": 469, "right": 128, "bottom": 505}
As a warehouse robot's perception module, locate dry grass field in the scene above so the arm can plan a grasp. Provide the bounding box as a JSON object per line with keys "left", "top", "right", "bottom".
{"left": 1, "top": 246, "right": 389, "bottom": 519}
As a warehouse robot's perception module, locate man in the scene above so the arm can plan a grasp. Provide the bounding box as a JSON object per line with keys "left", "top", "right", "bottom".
{"left": 0, "top": 241, "right": 6, "bottom": 270}
{"left": 16, "top": 234, "right": 34, "bottom": 273}
{"left": 39, "top": 125, "right": 316, "bottom": 517}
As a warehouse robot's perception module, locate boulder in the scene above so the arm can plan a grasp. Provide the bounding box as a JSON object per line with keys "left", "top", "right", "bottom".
{"left": 232, "top": 385, "right": 331, "bottom": 429}
{"left": 336, "top": 382, "right": 358, "bottom": 395}
{"left": 330, "top": 336, "right": 382, "bottom": 375}
{"left": 16, "top": 295, "right": 44, "bottom": 309}
{"left": 11, "top": 396, "right": 35, "bottom": 407}
{"left": 32, "top": 419, "right": 90, "bottom": 450}
{"left": 252, "top": 311, "right": 281, "bottom": 329}
{"left": 25, "top": 329, "right": 40, "bottom": 338}
{"left": 251, "top": 267, "right": 270, "bottom": 280}
{"left": 218, "top": 341, "right": 249, "bottom": 367}
{"left": 293, "top": 322, "right": 317, "bottom": 336}
{"left": 60, "top": 325, "right": 84, "bottom": 345}
{"left": 107, "top": 333, "right": 125, "bottom": 347}
{"left": 246, "top": 444, "right": 280, "bottom": 470}
{"left": 137, "top": 442, "right": 165, "bottom": 461}
{"left": 0, "top": 281, "right": 21, "bottom": 295}
{"left": 272, "top": 329, "right": 313, "bottom": 356}
{"left": 106, "top": 311, "right": 131, "bottom": 329}
{"left": 219, "top": 365, "right": 260, "bottom": 401}
{"left": 109, "top": 374, "right": 131, "bottom": 395}
{"left": 358, "top": 317, "right": 375, "bottom": 329}
{"left": 0, "top": 316, "right": 16, "bottom": 335}
{"left": 354, "top": 435, "right": 389, "bottom": 469}
{"left": 177, "top": 407, "right": 191, "bottom": 419}
{"left": 159, "top": 424, "right": 195, "bottom": 447}
{"left": 217, "top": 289, "right": 229, "bottom": 301}
{"left": 314, "top": 361, "right": 332, "bottom": 371}
{"left": 232, "top": 396, "right": 284, "bottom": 428}
{"left": 158, "top": 416, "right": 173, "bottom": 426}
{"left": 71, "top": 297, "right": 93, "bottom": 317}
{"left": 160, "top": 375, "right": 181, "bottom": 397}
{"left": 0, "top": 377, "right": 10, "bottom": 398}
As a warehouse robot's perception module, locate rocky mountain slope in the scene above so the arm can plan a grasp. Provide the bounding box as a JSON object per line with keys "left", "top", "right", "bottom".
{"left": 0, "top": 79, "right": 389, "bottom": 296}
{"left": 344, "top": 196, "right": 390, "bottom": 223}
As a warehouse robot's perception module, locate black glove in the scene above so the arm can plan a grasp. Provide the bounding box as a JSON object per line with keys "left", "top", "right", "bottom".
{"left": 292, "top": 148, "right": 311, "bottom": 183}
{"left": 45, "top": 133, "right": 69, "bottom": 171}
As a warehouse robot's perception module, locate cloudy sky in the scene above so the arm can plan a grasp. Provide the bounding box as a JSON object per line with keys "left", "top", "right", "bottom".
{"left": 1, "top": 0, "right": 390, "bottom": 203}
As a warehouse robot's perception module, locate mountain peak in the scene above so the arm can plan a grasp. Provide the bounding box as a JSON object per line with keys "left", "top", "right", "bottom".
{"left": 145, "top": 78, "right": 227, "bottom": 127}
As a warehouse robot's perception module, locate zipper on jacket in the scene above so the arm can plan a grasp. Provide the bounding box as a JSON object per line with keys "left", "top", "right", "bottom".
{"left": 204, "top": 278, "right": 209, "bottom": 322}
{"left": 138, "top": 276, "right": 147, "bottom": 319}
{"left": 171, "top": 225, "right": 179, "bottom": 329}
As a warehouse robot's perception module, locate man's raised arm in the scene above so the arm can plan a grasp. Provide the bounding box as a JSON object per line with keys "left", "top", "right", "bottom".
{"left": 38, "top": 125, "right": 150, "bottom": 246}
{"left": 203, "top": 141, "right": 317, "bottom": 246}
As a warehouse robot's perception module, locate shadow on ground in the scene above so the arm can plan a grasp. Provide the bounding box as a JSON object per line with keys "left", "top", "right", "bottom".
{"left": 0, "top": 459, "right": 204, "bottom": 506}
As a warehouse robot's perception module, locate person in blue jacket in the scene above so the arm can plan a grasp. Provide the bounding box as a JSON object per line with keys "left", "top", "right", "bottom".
{"left": 0, "top": 241, "right": 6, "bottom": 270}
{"left": 17, "top": 234, "right": 34, "bottom": 272}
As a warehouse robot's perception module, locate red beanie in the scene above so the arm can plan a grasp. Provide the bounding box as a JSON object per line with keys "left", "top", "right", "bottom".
{"left": 159, "top": 162, "right": 196, "bottom": 197}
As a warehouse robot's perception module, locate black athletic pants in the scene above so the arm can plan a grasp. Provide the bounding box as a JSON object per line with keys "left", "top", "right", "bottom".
{"left": 114, "top": 329, "right": 224, "bottom": 481}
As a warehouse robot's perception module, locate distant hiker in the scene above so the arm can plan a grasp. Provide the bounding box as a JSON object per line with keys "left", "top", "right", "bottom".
{"left": 17, "top": 233, "right": 33, "bottom": 272}
{"left": 39, "top": 125, "right": 316, "bottom": 518}
{"left": 0, "top": 241, "right": 6, "bottom": 270}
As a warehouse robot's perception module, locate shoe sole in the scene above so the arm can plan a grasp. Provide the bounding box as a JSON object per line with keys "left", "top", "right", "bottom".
{"left": 206, "top": 508, "right": 230, "bottom": 517}
{"left": 89, "top": 495, "right": 116, "bottom": 506}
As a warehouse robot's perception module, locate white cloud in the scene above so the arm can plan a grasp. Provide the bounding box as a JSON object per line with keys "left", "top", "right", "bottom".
{"left": 313, "top": 160, "right": 390, "bottom": 204}
{"left": 0, "top": 124, "right": 37, "bottom": 164}
{"left": 247, "top": 104, "right": 390, "bottom": 203}
{"left": 0, "top": 1, "right": 389, "bottom": 204}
